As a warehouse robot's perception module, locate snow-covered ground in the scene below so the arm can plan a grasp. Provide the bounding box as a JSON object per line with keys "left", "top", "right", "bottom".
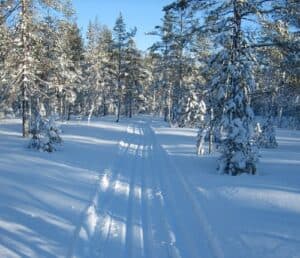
{"left": 0, "top": 116, "right": 300, "bottom": 258}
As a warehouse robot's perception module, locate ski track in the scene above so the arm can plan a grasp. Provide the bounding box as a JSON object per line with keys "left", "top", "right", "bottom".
{"left": 66, "top": 124, "right": 134, "bottom": 258}
{"left": 94, "top": 123, "right": 142, "bottom": 258}
{"left": 148, "top": 124, "right": 224, "bottom": 258}
{"left": 67, "top": 118, "right": 224, "bottom": 258}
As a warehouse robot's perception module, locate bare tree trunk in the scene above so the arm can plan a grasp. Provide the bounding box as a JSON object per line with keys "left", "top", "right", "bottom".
{"left": 163, "top": 87, "right": 168, "bottom": 122}
{"left": 168, "top": 86, "right": 172, "bottom": 123}
{"left": 116, "top": 49, "right": 121, "bottom": 122}
{"left": 116, "top": 95, "right": 121, "bottom": 122}
{"left": 208, "top": 108, "right": 214, "bottom": 154}
{"left": 67, "top": 105, "right": 71, "bottom": 120}
{"left": 129, "top": 93, "right": 132, "bottom": 118}
{"left": 102, "top": 93, "right": 107, "bottom": 116}
{"left": 88, "top": 103, "right": 94, "bottom": 124}
{"left": 60, "top": 95, "right": 64, "bottom": 121}
{"left": 153, "top": 88, "right": 156, "bottom": 115}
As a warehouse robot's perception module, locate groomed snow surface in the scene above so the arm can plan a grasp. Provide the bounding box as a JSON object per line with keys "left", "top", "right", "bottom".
{"left": 0, "top": 116, "right": 300, "bottom": 258}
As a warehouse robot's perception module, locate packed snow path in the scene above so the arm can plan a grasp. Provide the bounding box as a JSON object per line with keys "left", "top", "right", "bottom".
{"left": 68, "top": 118, "right": 223, "bottom": 258}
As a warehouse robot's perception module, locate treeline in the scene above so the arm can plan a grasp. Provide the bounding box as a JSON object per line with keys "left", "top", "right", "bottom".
{"left": 0, "top": 0, "right": 299, "bottom": 173}
{"left": 0, "top": 1, "right": 150, "bottom": 135}
{"left": 148, "top": 0, "right": 299, "bottom": 175}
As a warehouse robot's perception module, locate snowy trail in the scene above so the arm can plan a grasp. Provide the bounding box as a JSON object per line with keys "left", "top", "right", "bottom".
{"left": 1, "top": 117, "right": 300, "bottom": 258}
{"left": 145, "top": 123, "right": 223, "bottom": 258}
{"left": 69, "top": 118, "right": 222, "bottom": 258}
{"left": 147, "top": 125, "right": 224, "bottom": 258}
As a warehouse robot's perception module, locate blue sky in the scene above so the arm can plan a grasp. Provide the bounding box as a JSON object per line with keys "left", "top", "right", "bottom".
{"left": 72, "top": 0, "right": 172, "bottom": 51}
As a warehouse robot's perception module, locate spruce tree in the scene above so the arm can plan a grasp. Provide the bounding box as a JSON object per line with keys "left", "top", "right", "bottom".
{"left": 204, "top": 0, "right": 264, "bottom": 175}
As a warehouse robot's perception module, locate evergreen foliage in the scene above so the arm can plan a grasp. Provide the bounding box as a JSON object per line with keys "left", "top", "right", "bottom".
{"left": 28, "top": 115, "right": 62, "bottom": 152}
{"left": 0, "top": 0, "right": 298, "bottom": 164}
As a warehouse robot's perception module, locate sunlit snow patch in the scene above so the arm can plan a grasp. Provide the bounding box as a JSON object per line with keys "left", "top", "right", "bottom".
{"left": 114, "top": 180, "right": 130, "bottom": 198}
{"left": 100, "top": 172, "right": 110, "bottom": 192}
{"left": 84, "top": 205, "right": 98, "bottom": 237}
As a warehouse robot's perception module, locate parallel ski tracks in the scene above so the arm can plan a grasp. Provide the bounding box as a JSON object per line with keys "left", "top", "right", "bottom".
{"left": 66, "top": 119, "right": 224, "bottom": 258}
{"left": 147, "top": 123, "right": 224, "bottom": 258}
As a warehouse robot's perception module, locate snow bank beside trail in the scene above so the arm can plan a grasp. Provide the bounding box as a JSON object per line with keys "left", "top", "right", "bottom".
{"left": 218, "top": 186, "right": 300, "bottom": 213}
{"left": 0, "top": 119, "right": 127, "bottom": 258}
{"left": 151, "top": 118, "right": 300, "bottom": 258}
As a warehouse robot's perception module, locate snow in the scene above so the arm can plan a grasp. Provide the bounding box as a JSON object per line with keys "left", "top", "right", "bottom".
{"left": 1, "top": 116, "right": 300, "bottom": 258}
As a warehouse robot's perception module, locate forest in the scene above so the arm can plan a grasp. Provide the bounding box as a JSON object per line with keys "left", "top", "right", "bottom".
{"left": 0, "top": 1, "right": 300, "bottom": 258}
{"left": 0, "top": 0, "right": 299, "bottom": 174}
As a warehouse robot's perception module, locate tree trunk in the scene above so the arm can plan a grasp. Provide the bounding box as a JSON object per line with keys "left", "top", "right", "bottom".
{"left": 88, "top": 103, "right": 94, "bottom": 124}
{"left": 129, "top": 94, "right": 132, "bottom": 118}
{"left": 168, "top": 86, "right": 172, "bottom": 123}
{"left": 116, "top": 97, "right": 121, "bottom": 122}
{"left": 60, "top": 95, "right": 64, "bottom": 121}
{"left": 67, "top": 105, "right": 71, "bottom": 120}
{"left": 22, "top": 84, "right": 30, "bottom": 137}
{"left": 153, "top": 88, "right": 156, "bottom": 115}
{"left": 102, "top": 94, "right": 107, "bottom": 116}
{"left": 21, "top": 0, "right": 30, "bottom": 137}
{"left": 208, "top": 108, "right": 214, "bottom": 154}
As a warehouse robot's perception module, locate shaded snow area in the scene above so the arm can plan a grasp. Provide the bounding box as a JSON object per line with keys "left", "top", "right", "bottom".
{"left": 1, "top": 117, "right": 300, "bottom": 258}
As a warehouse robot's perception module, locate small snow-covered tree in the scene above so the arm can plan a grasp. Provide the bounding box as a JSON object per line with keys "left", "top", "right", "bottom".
{"left": 256, "top": 117, "right": 278, "bottom": 148}
{"left": 203, "top": 0, "right": 265, "bottom": 175}
{"left": 29, "top": 115, "right": 62, "bottom": 152}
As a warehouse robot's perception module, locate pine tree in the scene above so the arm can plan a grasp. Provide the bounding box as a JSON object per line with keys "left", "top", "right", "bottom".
{"left": 150, "top": 1, "right": 199, "bottom": 125}
{"left": 143, "top": 52, "right": 165, "bottom": 115}
{"left": 85, "top": 19, "right": 114, "bottom": 119}
{"left": 263, "top": 1, "right": 300, "bottom": 127}
{"left": 0, "top": 20, "right": 12, "bottom": 117}
{"left": 8, "top": 0, "right": 73, "bottom": 137}
{"left": 162, "top": 0, "right": 198, "bottom": 125}
{"left": 149, "top": 9, "right": 175, "bottom": 123}
{"left": 56, "top": 20, "right": 84, "bottom": 120}
{"left": 112, "top": 13, "right": 136, "bottom": 122}
{"left": 124, "top": 38, "right": 146, "bottom": 117}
